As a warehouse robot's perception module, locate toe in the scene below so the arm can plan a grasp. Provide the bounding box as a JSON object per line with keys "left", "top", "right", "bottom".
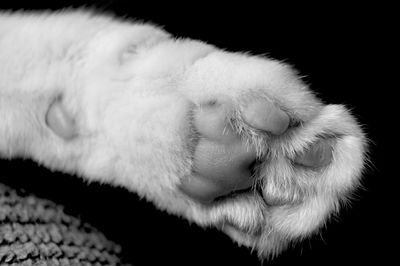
{"left": 294, "top": 138, "right": 334, "bottom": 169}
{"left": 46, "top": 99, "right": 77, "bottom": 140}
{"left": 242, "top": 99, "right": 290, "bottom": 135}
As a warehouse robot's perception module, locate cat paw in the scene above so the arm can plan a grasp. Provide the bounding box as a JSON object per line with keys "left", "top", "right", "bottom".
{"left": 180, "top": 95, "right": 366, "bottom": 257}
{"left": 172, "top": 51, "right": 367, "bottom": 257}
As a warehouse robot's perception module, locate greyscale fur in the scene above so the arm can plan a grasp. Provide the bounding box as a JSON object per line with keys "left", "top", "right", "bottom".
{"left": 0, "top": 10, "right": 367, "bottom": 258}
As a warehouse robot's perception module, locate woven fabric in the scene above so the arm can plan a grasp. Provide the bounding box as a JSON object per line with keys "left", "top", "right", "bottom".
{"left": 0, "top": 184, "right": 131, "bottom": 266}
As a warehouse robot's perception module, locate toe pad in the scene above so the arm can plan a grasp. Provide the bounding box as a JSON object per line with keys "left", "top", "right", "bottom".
{"left": 294, "top": 138, "right": 334, "bottom": 169}
{"left": 242, "top": 100, "right": 290, "bottom": 135}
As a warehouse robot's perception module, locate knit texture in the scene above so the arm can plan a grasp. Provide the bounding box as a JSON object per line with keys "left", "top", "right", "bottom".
{"left": 0, "top": 184, "right": 132, "bottom": 266}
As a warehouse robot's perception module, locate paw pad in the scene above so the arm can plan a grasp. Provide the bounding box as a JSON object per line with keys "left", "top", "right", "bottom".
{"left": 242, "top": 100, "right": 290, "bottom": 135}
{"left": 45, "top": 97, "right": 77, "bottom": 140}
{"left": 293, "top": 138, "right": 334, "bottom": 169}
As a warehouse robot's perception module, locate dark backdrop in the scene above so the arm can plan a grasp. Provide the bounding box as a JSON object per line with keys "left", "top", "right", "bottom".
{"left": 0, "top": 1, "right": 393, "bottom": 265}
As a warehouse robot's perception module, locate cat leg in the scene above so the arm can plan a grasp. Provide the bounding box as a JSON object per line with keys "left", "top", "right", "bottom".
{"left": 43, "top": 50, "right": 366, "bottom": 257}
{"left": 0, "top": 12, "right": 366, "bottom": 257}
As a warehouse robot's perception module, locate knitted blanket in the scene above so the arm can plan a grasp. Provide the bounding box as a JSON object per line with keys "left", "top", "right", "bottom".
{"left": 0, "top": 183, "right": 131, "bottom": 266}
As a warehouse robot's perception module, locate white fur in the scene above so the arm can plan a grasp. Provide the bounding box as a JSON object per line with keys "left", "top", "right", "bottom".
{"left": 0, "top": 10, "right": 367, "bottom": 258}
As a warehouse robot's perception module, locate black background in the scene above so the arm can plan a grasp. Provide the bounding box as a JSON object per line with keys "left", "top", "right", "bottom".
{"left": 0, "top": 1, "right": 394, "bottom": 265}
